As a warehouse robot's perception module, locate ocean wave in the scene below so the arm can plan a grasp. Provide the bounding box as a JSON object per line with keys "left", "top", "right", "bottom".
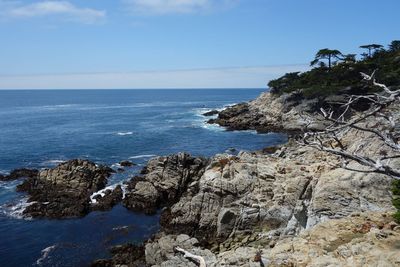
{"left": 36, "top": 244, "right": 57, "bottom": 266}
{"left": 116, "top": 131, "right": 134, "bottom": 136}
{"left": 200, "top": 122, "right": 225, "bottom": 132}
{"left": 0, "top": 180, "right": 20, "bottom": 191}
{"left": 0, "top": 197, "right": 33, "bottom": 220}
{"left": 111, "top": 163, "right": 121, "bottom": 168}
{"left": 223, "top": 102, "right": 238, "bottom": 108}
{"left": 41, "top": 159, "right": 65, "bottom": 166}
{"left": 129, "top": 154, "right": 157, "bottom": 159}
{"left": 90, "top": 182, "right": 130, "bottom": 204}
{"left": 0, "top": 169, "right": 9, "bottom": 175}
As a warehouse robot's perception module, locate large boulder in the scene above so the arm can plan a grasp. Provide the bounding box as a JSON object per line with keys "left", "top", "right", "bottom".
{"left": 17, "top": 159, "right": 114, "bottom": 218}
{"left": 123, "top": 153, "right": 208, "bottom": 214}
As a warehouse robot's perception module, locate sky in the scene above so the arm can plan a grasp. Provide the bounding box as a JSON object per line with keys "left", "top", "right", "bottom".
{"left": 0, "top": 0, "right": 399, "bottom": 89}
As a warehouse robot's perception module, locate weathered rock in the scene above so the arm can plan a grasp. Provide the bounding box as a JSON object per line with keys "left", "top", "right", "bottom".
{"left": 216, "top": 212, "right": 400, "bottom": 267}
{"left": 208, "top": 92, "right": 326, "bottom": 133}
{"left": 123, "top": 153, "right": 208, "bottom": 214}
{"left": 161, "top": 124, "right": 396, "bottom": 245}
{"left": 17, "top": 159, "right": 113, "bottom": 218}
{"left": 91, "top": 243, "right": 146, "bottom": 267}
{"left": 0, "top": 168, "right": 38, "bottom": 181}
{"left": 202, "top": 110, "right": 219, "bottom": 116}
{"left": 120, "top": 160, "right": 135, "bottom": 167}
{"left": 145, "top": 234, "right": 217, "bottom": 267}
{"left": 110, "top": 212, "right": 398, "bottom": 267}
{"left": 91, "top": 185, "right": 123, "bottom": 211}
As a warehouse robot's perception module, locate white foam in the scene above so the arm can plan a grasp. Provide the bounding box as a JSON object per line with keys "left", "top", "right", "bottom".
{"left": 129, "top": 154, "right": 157, "bottom": 159}
{"left": 90, "top": 182, "right": 130, "bottom": 204}
{"left": 200, "top": 122, "right": 225, "bottom": 132}
{"left": 0, "top": 197, "right": 34, "bottom": 220}
{"left": 112, "top": 225, "right": 129, "bottom": 231}
{"left": 36, "top": 244, "right": 57, "bottom": 266}
{"left": 0, "top": 180, "right": 20, "bottom": 190}
{"left": 116, "top": 131, "right": 133, "bottom": 136}
{"left": 41, "top": 160, "right": 65, "bottom": 166}
{"left": 223, "top": 102, "right": 238, "bottom": 108}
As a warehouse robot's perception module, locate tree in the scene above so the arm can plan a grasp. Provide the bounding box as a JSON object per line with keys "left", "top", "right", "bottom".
{"left": 389, "top": 40, "right": 400, "bottom": 52}
{"left": 310, "top": 49, "right": 343, "bottom": 70}
{"left": 359, "top": 44, "right": 383, "bottom": 57}
{"left": 342, "top": 54, "right": 357, "bottom": 64}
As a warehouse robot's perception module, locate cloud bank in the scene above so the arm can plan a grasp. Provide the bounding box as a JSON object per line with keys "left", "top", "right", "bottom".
{"left": 123, "top": 0, "right": 236, "bottom": 15}
{"left": 2, "top": 1, "right": 106, "bottom": 23}
{"left": 0, "top": 65, "right": 310, "bottom": 89}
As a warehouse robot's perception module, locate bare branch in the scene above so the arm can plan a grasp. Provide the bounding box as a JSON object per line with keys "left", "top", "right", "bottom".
{"left": 175, "top": 247, "right": 207, "bottom": 267}
{"left": 301, "top": 71, "right": 400, "bottom": 179}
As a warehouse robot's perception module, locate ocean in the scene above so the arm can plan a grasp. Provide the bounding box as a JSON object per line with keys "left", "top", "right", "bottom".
{"left": 0, "top": 89, "right": 286, "bottom": 266}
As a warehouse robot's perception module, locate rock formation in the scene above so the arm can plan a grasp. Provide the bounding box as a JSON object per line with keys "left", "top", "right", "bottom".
{"left": 17, "top": 159, "right": 114, "bottom": 218}
{"left": 122, "top": 152, "right": 209, "bottom": 214}
{"left": 208, "top": 92, "right": 327, "bottom": 133}
{"left": 202, "top": 110, "right": 219, "bottom": 116}
{"left": 91, "top": 185, "right": 124, "bottom": 211}
{"left": 120, "top": 160, "right": 135, "bottom": 167}
{"left": 96, "top": 91, "right": 399, "bottom": 266}
{"left": 0, "top": 168, "right": 38, "bottom": 181}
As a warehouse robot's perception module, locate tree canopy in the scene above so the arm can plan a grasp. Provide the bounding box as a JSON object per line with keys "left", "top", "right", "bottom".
{"left": 360, "top": 44, "right": 383, "bottom": 57}
{"left": 310, "top": 49, "right": 343, "bottom": 70}
{"left": 268, "top": 40, "right": 400, "bottom": 98}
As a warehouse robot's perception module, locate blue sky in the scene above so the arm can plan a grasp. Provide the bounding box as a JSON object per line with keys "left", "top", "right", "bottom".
{"left": 0, "top": 0, "right": 399, "bottom": 89}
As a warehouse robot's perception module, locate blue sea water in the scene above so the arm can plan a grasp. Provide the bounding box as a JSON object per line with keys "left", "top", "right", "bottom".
{"left": 0, "top": 89, "right": 286, "bottom": 266}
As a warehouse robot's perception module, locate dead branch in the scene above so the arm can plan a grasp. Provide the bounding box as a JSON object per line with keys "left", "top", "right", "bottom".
{"left": 175, "top": 247, "right": 207, "bottom": 267}
{"left": 300, "top": 71, "right": 400, "bottom": 179}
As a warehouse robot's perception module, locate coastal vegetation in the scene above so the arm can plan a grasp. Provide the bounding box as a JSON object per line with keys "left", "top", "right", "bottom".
{"left": 268, "top": 40, "right": 400, "bottom": 98}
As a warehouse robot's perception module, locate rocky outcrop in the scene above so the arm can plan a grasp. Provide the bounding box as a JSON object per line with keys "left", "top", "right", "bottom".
{"left": 95, "top": 234, "right": 216, "bottom": 267}
{"left": 120, "top": 160, "right": 135, "bottom": 167}
{"left": 122, "top": 153, "right": 209, "bottom": 214}
{"left": 0, "top": 168, "right": 38, "bottom": 181}
{"left": 208, "top": 92, "right": 326, "bottom": 133}
{"left": 91, "top": 185, "right": 124, "bottom": 211}
{"left": 94, "top": 91, "right": 399, "bottom": 266}
{"left": 99, "top": 212, "right": 399, "bottom": 266}
{"left": 17, "top": 159, "right": 114, "bottom": 218}
{"left": 91, "top": 243, "right": 146, "bottom": 267}
{"left": 92, "top": 112, "right": 397, "bottom": 265}
{"left": 160, "top": 136, "right": 395, "bottom": 247}
{"left": 203, "top": 110, "right": 219, "bottom": 116}
{"left": 216, "top": 212, "right": 400, "bottom": 266}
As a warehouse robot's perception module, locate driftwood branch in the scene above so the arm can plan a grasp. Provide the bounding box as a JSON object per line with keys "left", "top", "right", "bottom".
{"left": 300, "top": 71, "right": 400, "bottom": 179}
{"left": 175, "top": 247, "right": 207, "bottom": 267}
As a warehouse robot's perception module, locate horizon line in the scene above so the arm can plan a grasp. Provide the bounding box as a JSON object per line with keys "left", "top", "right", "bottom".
{"left": 0, "top": 64, "right": 310, "bottom": 90}
{"left": 0, "top": 87, "right": 267, "bottom": 91}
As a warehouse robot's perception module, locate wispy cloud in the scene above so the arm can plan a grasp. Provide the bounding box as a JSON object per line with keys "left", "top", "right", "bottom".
{"left": 0, "top": 65, "right": 310, "bottom": 90}
{"left": 122, "top": 0, "right": 237, "bottom": 15}
{"left": 3, "top": 1, "right": 106, "bottom": 24}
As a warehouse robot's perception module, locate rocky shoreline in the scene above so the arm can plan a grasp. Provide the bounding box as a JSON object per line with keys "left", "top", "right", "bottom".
{"left": 206, "top": 92, "right": 343, "bottom": 134}
{"left": 95, "top": 91, "right": 398, "bottom": 266}
{"left": 2, "top": 91, "right": 400, "bottom": 266}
